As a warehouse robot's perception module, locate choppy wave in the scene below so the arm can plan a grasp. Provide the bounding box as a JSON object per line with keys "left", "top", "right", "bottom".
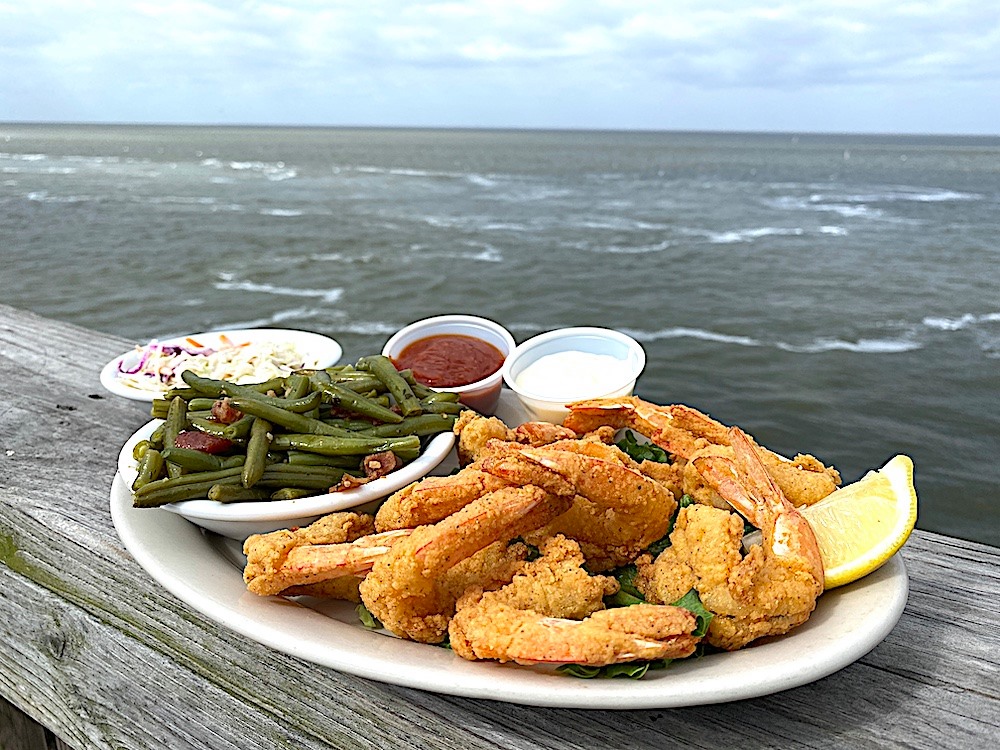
{"left": 707, "top": 226, "right": 805, "bottom": 244}
{"left": 619, "top": 326, "right": 923, "bottom": 354}
{"left": 776, "top": 338, "right": 922, "bottom": 354}
{"left": 260, "top": 208, "right": 306, "bottom": 217}
{"left": 214, "top": 274, "right": 343, "bottom": 303}
{"left": 200, "top": 157, "right": 297, "bottom": 181}
{"left": 922, "top": 312, "right": 1000, "bottom": 331}
{"left": 351, "top": 165, "right": 498, "bottom": 188}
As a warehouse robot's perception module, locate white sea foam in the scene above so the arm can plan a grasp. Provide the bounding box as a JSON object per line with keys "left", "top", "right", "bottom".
{"left": 922, "top": 312, "right": 1000, "bottom": 331}
{"left": 26, "top": 191, "right": 89, "bottom": 203}
{"left": 330, "top": 320, "right": 400, "bottom": 336}
{"left": 600, "top": 239, "right": 676, "bottom": 254}
{"left": 628, "top": 327, "right": 762, "bottom": 347}
{"left": 708, "top": 227, "right": 804, "bottom": 243}
{"left": 200, "top": 157, "right": 296, "bottom": 181}
{"left": 776, "top": 338, "right": 922, "bottom": 354}
{"left": 624, "top": 326, "right": 926, "bottom": 355}
{"left": 213, "top": 276, "right": 344, "bottom": 303}
{"left": 260, "top": 208, "right": 305, "bottom": 217}
{"left": 0, "top": 152, "right": 47, "bottom": 161}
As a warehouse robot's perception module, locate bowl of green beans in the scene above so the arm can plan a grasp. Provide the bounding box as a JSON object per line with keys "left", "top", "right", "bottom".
{"left": 118, "top": 356, "right": 462, "bottom": 539}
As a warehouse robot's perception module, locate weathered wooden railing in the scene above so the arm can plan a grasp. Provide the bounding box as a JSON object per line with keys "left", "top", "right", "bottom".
{"left": 1, "top": 304, "right": 997, "bottom": 749}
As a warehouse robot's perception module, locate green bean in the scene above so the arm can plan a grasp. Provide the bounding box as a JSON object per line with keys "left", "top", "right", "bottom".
{"left": 180, "top": 371, "right": 285, "bottom": 398}
{"left": 222, "top": 413, "right": 255, "bottom": 440}
{"left": 150, "top": 399, "right": 169, "bottom": 419}
{"left": 188, "top": 397, "right": 221, "bottom": 411}
{"left": 134, "top": 465, "right": 244, "bottom": 497}
{"left": 420, "top": 390, "right": 461, "bottom": 404}
{"left": 187, "top": 417, "right": 232, "bottom": 438}
{"left": 162, "top": 387, "right": 201, "bottom": 401}
{"left": 133, "top": 469, "right": 244, "bottom": 507}
{"left": 132, "top": 448, "right": 164, "bottom": 491}
{"left": 356, "top": 413, "right": 457, "bottom": 438}
{"left": 399, "top": 370, "right": 437, "bottom": 399}
{"left": 133, "top": 463, "right": 345, "bottom": 506}
{"left": 132, "top": 439, "right": 151, "bottom": 462}
{"left": 163, "top": 396, "right": 189, "bottom": 478}
{"left": 242, "top": 417, "right": 272, "bottom": 488}
{"left": 255, "top": 465, "right": 350, "bottom": 489}
{"left": 151, "top": 396, "right": 221, "bottom": 419}
{"left": 269, "top": 487, "right": 317, "bottom": 501}
{"left": 208, "top": 485, "right": 272, "bottom": 503}
{"left": 286, "top": 451, "right": 361, "bottom": 468}
{"left": 334, "top": 374, "right": 385, "bottom": 394}
{"left": 322, "top": 417, "right": 382, "bottom": 431}
{"left": 163, "top": 396, "right": 188, "bottom": 446}
{"left": 313, "top": 380, "right": 403, "bottom": 424}
{"left": 148, "top": 423, "right": 166, "bottom": 450}
{"left": 229, "top": 397, "right": 356, "bottom": 437}
{"left": 357, "top": 355, "right": 422, "bottom": 417}
{"left": 419, "top": 400, "right": 465, "bottom": 415}
{"left": 160, "top": 448, "right": 244, "bottom": 472}
{"left": 270, "top": 433, "right": 421, "bottom": 457}
{"left": 284, "top": 372, "right": 311, "bottom": 399}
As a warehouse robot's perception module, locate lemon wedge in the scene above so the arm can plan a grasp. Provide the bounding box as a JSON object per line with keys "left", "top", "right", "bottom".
{"left": 799, "top": 454, "right": 918, "bottom": 589}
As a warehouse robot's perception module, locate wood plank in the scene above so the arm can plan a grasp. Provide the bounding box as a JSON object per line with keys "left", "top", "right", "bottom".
{"left": 1, "top": 304, "right": 998, "bottom": 749}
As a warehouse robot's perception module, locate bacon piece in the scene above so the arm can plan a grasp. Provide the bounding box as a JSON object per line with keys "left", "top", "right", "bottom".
{"left": 173, "top": 430, "right": 234, "bottom": 454}
{"left": 211, "top": 397, "right": 244, "bottom": 425}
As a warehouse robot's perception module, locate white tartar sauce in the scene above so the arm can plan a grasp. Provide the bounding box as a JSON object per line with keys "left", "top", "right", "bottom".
{"left": 514, "top": 351, "right": 629, "bottom": 399}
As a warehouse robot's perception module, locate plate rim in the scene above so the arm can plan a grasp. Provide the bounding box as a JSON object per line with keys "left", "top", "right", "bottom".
{"left": 99, "top": 327, "right": 344, "bottom": 401}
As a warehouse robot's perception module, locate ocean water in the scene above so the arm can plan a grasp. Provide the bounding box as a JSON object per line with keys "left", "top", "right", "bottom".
{"left": 2, "top": 123, "right": 998, "bottom": 546}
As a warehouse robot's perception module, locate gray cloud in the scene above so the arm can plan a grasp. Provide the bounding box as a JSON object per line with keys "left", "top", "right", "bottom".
{"left": 1, "top": 1, "right": 997, "bottom": 132}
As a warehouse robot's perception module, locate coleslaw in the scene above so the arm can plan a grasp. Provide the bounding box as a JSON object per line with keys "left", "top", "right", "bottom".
{"left": 116, "top": 334, "right": 307, "bottom": 393}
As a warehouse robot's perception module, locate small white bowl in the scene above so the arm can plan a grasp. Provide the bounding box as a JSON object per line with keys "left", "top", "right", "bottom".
{"left": 501, "top": 327, "right": 646, "bottom": 424}
{"left": 117, "top": 420, "right": 455, "bottom": 539}
{"left": 382, "top": 315, "right": 515, "bottom": 415}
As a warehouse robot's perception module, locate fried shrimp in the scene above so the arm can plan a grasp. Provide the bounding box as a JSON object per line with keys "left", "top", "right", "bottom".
{"left": 451, "top": 601, "right": 700, "bottom": 667}
{"left": 565, "top": 396, "right": 841, "bottom": 508}
{"left": 453, "top": 410, "right": 514, "bottom": 466}
{"left": 374, "top": 465, "right": 510, "bottom": 531}
{"left": 450, "top": 535, "right": 699, "bottom": 666}
{"left": 635, "top": 427, "right": 825, "bottom": 650}
{"left": 243, "top": 512, "right": 401, "bottom": 598}
{"left": 242, "top": 394, "right": 849, "bottom": 675}
{"left": 244, "top": 528, "right": 412, "bottom": 598}
{"left": 481, "top": 442, "right": 676, "bottom": 571}
{"left": 359, "top": 485, "right": 574, "bottom": 643}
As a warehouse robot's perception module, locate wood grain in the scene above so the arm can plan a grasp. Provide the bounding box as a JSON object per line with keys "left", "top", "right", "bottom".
{"left": 1, "top": 304, "right": 998, "bottom": 749}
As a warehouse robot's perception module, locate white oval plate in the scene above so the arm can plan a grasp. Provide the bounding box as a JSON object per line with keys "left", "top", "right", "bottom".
{"left": 110, "top": 390, "right": 909, "bottom": 708}
{"left": 100, "top": 328, "right": 343, "bottom": 401}
{"left": 119, "top": 419, "right": 456, "bottom": 539}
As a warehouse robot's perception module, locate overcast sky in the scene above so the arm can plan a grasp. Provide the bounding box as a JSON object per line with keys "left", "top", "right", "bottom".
{"left": 2, "top": 1, "right": 997, "bottom": 135}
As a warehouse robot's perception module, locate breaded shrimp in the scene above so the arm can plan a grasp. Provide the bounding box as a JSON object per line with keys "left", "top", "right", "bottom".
{"left": 635, "top": 427, "right": 824, "bottom": 650}
{"left": 481, "top": 443, "right": 676, "bottom": 571}
{"left": 450, "top": 535, "right": 702, "bottom": 666}
{"left": 244, "top": 528, "right": 412, "bottom": 598}
{"left": 565, "top": 396, "right": 841, "bottom": 507}
{"left": 359, "top": 485, "right": 574, "bottom": 643}
{"left": 451, "top": 601, "right": 700, "bottom": 666}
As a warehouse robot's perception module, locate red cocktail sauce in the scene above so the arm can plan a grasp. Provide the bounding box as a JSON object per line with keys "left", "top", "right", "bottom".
{"left": 391, "top": 334, "right": 505, "bottom": 388}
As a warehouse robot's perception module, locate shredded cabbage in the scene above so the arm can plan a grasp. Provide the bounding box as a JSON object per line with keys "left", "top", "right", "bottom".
{"left": 116, "top": 336, "right": 306, "bottom": 392}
